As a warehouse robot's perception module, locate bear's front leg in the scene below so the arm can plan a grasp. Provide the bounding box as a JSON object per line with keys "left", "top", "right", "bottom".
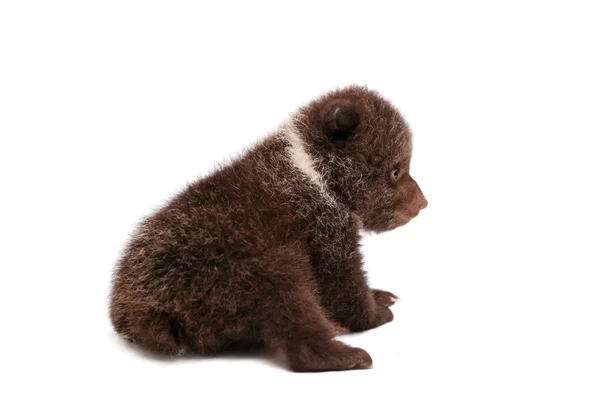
{"left": 309, "top": 222, "right": 396, "bottom": 332}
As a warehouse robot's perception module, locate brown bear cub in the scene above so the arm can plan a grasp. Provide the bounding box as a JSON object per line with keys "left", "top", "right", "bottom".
{"left": 110, "top": 86, "right": 428, "bottom": 372}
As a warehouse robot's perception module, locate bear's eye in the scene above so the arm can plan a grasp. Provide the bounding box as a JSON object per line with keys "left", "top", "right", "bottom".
{"left": 391, "top": 169, "right": 400, "bottom": 181}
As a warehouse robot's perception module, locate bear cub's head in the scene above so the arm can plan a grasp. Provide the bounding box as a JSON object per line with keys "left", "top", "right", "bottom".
{"left": 296, "top": 86, "right": 428, "bottom": 233}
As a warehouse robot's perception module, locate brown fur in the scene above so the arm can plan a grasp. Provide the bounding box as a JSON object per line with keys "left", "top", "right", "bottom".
{"left": 109, "top": 86, "right": 427, "bottom": 372}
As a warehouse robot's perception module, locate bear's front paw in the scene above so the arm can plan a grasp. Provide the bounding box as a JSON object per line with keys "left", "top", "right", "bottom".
{"left": 367, "top": 289, "right": 398, "bottom": 329}
{"left": 372, "top": 304, "right": 394, "bottom": 328}
{"left": 344, "top": 290, "right": 399, "bottom": 332}
{"left": 372, "top": 289, "right": 400, "bottom": 308}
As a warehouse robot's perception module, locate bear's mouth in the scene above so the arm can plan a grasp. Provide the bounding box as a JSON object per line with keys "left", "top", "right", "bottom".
{"left": 393, "top": 210, "right": 418, "bottom": 227}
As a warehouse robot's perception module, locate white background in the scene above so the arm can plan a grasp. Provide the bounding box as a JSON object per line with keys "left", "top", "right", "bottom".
{"left": 1, "top": 1, "right": 599, "bottom": 399}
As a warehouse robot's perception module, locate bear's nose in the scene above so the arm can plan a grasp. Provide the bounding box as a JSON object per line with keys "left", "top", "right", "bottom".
{"left": 420, "top": 197, "right": 428, "bottom": 210}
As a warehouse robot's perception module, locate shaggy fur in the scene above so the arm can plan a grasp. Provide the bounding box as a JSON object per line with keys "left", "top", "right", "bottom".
{"left": 109, "top": 86, "right": 428, "bottom": 372}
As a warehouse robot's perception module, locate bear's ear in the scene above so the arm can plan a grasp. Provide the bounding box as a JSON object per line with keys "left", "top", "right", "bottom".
{"left": 322, "top": 102, "right": 360, "bottom": 140}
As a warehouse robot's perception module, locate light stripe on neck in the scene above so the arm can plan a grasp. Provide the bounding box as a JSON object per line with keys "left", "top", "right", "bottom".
{"left": 282, "top": 118, "right": 337, "bottom": 206}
